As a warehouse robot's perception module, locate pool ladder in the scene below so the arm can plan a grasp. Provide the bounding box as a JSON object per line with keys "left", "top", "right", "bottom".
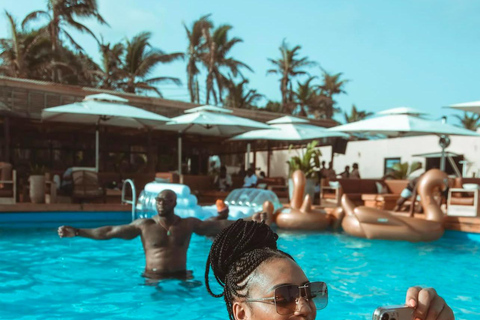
{"left": 121, "top": 179, "right": 137, "bottom": 221}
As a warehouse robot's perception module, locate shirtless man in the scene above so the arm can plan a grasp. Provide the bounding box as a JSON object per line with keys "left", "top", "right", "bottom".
{"left": 57, "top": 189, "right": 234, "bottom": 279}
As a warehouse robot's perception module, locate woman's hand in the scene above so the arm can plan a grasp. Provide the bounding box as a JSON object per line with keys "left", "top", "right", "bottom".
{"left": 406, "top": 286, "right": 454, "bottom": 320}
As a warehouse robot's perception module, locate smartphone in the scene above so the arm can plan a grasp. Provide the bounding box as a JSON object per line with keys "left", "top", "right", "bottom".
{"left": 372, "top": 305, "right": 414, "bottom": 320}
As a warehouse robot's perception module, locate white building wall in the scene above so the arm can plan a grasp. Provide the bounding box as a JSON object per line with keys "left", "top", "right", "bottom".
{"left": 254, "top": 136, "right": 480, "bottom": 179}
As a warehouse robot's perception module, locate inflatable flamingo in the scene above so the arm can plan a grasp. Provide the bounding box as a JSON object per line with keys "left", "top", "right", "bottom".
{"left": 341, "top": 169, "right": 447, "bottom": 242}
{"left": 276, "top": 170, "right": 331, "bottom": 230}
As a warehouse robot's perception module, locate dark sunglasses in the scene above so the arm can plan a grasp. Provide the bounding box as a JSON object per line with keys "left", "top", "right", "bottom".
{"left": 246, "top": 281, "right": 328, "bottom": 315}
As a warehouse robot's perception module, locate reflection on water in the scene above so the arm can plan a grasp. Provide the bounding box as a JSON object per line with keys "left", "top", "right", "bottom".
{"left": 0, "top": 228, "right": 478, "bottom": 319}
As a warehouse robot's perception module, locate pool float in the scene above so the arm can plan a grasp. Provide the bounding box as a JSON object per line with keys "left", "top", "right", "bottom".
{"left": 275, "top": 170, "right": 331, "bottom": 230}
{"left": 252, "top": 201, "right": 274, "bottom": 225}
{"left": 340, "top": 169, "right": 447, "bottom": 242}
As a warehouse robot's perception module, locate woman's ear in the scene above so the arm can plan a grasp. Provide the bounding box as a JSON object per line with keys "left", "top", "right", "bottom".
{"left": 232, "top": 301, "right": 249, "bottom": 320}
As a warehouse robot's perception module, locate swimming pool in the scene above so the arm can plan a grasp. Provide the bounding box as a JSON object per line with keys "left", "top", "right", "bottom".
{"left": 1, "top": 228, "right": 478, "bottom": 320}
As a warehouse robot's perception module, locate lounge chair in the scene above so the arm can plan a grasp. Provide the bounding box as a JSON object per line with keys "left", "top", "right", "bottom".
{"left": 72, "top": 170, "right": 105, "bottom": 203}
{"left": 0, "top": 162, "right": 16, "bottom": 204}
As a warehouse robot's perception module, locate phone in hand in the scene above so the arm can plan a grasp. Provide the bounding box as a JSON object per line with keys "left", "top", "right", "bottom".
{"left": 372, "top": 305, "right": 414, "bottom": 320}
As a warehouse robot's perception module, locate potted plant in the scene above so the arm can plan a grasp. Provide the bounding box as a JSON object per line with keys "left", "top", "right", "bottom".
{"left": 29, "top": 164, "right": 47, "bottom": 204}
{"left": 387, "top": 161, "right": 422, "bottom": 179}
{"left": 286, "top": 141, "right": 322, "bottom": 200}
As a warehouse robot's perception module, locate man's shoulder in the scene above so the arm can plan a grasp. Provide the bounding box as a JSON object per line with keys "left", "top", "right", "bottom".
{"left": 132, "top": 218, "right": 155, "bottom": 227}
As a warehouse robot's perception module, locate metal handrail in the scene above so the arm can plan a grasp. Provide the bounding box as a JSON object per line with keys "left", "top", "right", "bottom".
{"left": 121, "top": 179, "right": 136, "bottom": 221}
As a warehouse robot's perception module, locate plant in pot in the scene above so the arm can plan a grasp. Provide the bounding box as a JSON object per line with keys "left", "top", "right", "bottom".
{"left": 286, "top": 140, "right": 322, "bottom": 201}
{"left": 386, "top": 161, "right": 422, "bottom": 179}
{"left": 29, "top": 164, "right": 47, "bottom": 204}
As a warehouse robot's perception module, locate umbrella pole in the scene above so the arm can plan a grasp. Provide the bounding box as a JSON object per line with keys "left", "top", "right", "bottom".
{"left": 95, "top": 128, "right": 99, "bottom": 172}
{"left": 178, "top": 135, "right": 182, "bottom": 175}
{"left": 246, "top": 143, "right": 251, "bottom": 169}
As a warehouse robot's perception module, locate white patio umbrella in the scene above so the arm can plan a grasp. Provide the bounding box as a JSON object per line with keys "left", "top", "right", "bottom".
{"left": 230, "top": 116, "right": 349, "bottom": 141}
{"left": 230, "top": 116, "right": 349, "bottom": 176}
{"left": 447, "top": 100, "right": 480, "bottom": 114}
{"left": 157, "top": 105, "right": 271, "bottom": 175}
{"left": 42, "top": 93, "right": 171, "bottom": 171}
{"left": 328, "top": 107, "right": 480, "bottom": 171}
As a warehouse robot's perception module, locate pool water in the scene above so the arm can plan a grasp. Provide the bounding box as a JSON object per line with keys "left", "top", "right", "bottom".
{"left": 0, "top": 228, "right": 479, "bottom": 320}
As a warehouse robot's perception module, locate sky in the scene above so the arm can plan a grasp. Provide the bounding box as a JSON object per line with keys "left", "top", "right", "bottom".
{"left": 1, "top": 0, "right": 480, "bottom": 124}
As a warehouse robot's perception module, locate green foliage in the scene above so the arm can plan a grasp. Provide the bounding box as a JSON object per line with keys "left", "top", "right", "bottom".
{"left": 388, "top": 161, "right": 422, "bottom": 179}
{"left": 29, "top": 163, "right": 47, "bottom": 175}
{"left": 343, "top": 104, "right": 373, "bottom": 123}
{"left": 286, "top": 141, "right": 322, "bottom": 179}
{"left": 453, "top": 112, "right": 480, "bottom": 131}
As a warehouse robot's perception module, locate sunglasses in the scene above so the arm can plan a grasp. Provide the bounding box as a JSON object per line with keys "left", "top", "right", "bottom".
{"left": 246, "top": 281, "right": 328, "bottom": 315}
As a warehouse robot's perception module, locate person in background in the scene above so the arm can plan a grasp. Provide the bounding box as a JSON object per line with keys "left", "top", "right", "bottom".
{"left": 393, "top": 175, "right": 422, "bottom": 212}
{"left": 339, "top": 165, "right": 350, "bottom": 179}
{"left": 259, "top": 171, "right": 266, "bottom": 179}
{"left": 205, "top": 220, "right": 455, "bottom": 320}
{"left": 210, "top": 200, "right": 229, "bottom": 220}
{"left": 326, "top": 161, "right": 337, "bottom": 180}
{"left": 319, "top": 161, "right": 328, "bottom": 178}
{"left": 237, "top": 164, "right": 246, "bottom": 178}
{"left": 58, "top": 189, "right": 234, "bottom": 280}
{"left": 243, "top": 168, "right": 258, "bottom": 188}
{"left": 214, "top": 166, "right": 232, "bottom": 192}
{"left": 350, "top": 163, "right": 361, "bottom": 179}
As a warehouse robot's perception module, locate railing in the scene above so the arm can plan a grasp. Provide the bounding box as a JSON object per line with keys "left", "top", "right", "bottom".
{"left": 121, "top": 179, "right": 136, "bottom": 221}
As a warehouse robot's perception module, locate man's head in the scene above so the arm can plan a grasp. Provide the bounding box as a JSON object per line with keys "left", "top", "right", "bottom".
{"left": 345, "top": 165, "right": 350, "bottom": 171}
{"left": 352, "top": 163, "right": 359, "bottom": 170}
{"left": 155, "top": 189, "right": 177, "bottom": 217}
{"left": 247, "top": 168, "right": 254, "bottom": 177}
{"left": 321, "top": 161, "right": 326, "bottom": 168}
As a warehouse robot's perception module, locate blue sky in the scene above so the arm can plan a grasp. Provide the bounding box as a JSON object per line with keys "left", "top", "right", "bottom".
{"left": 1, "top": 0, "right": 480, "bottom": 124}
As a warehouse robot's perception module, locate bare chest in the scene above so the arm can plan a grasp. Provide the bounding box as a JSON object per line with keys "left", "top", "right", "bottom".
{"left": 142, "top": 222, "right": 192, "bottom": 248}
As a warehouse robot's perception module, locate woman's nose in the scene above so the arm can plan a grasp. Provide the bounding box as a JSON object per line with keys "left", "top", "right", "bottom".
{"left": 293, "top": 296, "right": 314, "bottom": 316}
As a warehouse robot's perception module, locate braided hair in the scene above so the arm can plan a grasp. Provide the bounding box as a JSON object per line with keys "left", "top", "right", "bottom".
{"left": 205, "top": 219, "right": 293, "bottom": 320}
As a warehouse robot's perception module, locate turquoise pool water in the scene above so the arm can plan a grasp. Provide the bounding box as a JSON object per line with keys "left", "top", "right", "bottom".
{"left": 0, "top": 228, "right": 479, "bottom": 320}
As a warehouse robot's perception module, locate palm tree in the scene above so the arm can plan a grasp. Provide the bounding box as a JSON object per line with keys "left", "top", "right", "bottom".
{"left": 22, "top": 0, "right": 107, "bottom": 82}
{"left": 120, "top": 32, "right": 184, "bottom": 96}
{"left": 264, "top": 100, "right": 282, "bottom": 113}
{"left": 453, "top": 112, "right": 480, "bottom": 131}
{"left": 267, "top": 40, "right": 315, "bottom": 113}
{"left": 318, "top": 69, "right": 349, "bottom": 119}
{"left": 91, "top": 39, "right": 125, "bottom": 90}
{"left": 344, "top": 104, "right": 373, "bottom": 123}
{"left": 224, "top": 78, "right": 263, "bottom": 109}
{"left": 293, "top": 76, "right": 317, "bottom": 116}
{"left": 0, "top": 11, "right": 51, "bottom": 79}
{"left": 184, "top": 15, "right": 212, "bottom": 103}
{"left": 202, "top": 24, "right": 252, "bottom": 105}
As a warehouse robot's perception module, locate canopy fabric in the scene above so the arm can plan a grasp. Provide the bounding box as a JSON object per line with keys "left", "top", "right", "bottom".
{"left": 447, "top": 101, "right": 480, "bottom": 114}
{"left": 231, "top": 122, "right": 349, "bottom": 141}
{"left": 377, "top": 107, "right": 428, "bottom": 116}
{"left": 267, "top": 116, "right": 309, "bottom": 124}
{"left": 160, "top": 106, "right": 270, "bottom": 136}
{"left": 42, "top": 93, "right": 170, "bottom": 129}
{"left": 328, "top": 114, "right": 479, "bottom": 137}
{"left": 41, "top": 93, "right": 170, "bottom": 171}
{"left": 184, "top": 105, "right": 233, "bottom": 114}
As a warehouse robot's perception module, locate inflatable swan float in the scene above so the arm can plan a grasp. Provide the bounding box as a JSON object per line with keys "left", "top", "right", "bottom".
{"left": 276, "top": 170, "right": 331, "bottom": 230}
{"left": 341, "top": 169, "right": 447, "bottom": 242}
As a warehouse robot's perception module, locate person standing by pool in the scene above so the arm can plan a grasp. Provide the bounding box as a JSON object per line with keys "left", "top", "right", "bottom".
{"left": 58, "top": 189, "right": 235, "bottom": 279}
{"left": 205, "top": 219, "right": 455, "bottom": 320}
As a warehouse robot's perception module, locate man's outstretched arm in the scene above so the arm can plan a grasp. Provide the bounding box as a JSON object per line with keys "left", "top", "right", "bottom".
{"left": 58, "top": 220, "right": 143, "bottom": 240}
{"left": 191, "top": 218, "right": 236, "bottom": 237}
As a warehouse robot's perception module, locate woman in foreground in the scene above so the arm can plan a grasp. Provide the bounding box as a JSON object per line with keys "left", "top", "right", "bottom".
{"left": 205, "top": 219, "right": 454, "bottom": 320}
